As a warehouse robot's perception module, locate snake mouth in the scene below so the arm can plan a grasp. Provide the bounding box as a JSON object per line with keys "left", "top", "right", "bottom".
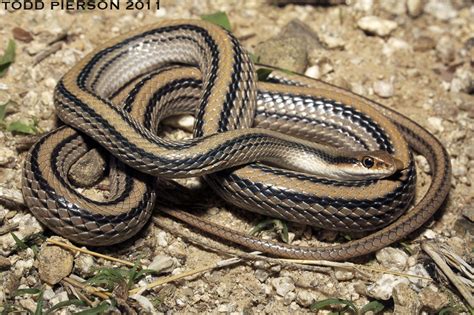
{"left": 393, "top": 158, "right": 406, "bottom": 172}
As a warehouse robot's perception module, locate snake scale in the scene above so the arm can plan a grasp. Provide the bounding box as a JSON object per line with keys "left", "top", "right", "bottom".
{"left": 22, "top": 20, "right": 451, "bottom": 261}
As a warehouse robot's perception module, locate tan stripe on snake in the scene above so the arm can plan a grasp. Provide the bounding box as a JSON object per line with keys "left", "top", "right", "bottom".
{"left": 22, "top": 20, "right": 451, "bottom": 261}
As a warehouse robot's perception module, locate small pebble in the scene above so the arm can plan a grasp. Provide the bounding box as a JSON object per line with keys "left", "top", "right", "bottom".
{"left": 419, "top": 286, "right": 449, "bottom": 312}
{"left": 393, "top": 283, "right": 422, "bottom": 314}
{"left": 296, "top": 290, "right": 314, "bottom": 307}
{"left": 49, "top": 291, "right": 69, "bottom": 307}
{"left": 319, "top": 33, "right": 345, "bottom": 50}
{"left": 0, "top": 256, "right": 11, "bottom": 269}
{"left": 42, "top": 287, "right": 55, "bottom": 301}
{"left": 407, "top": 0, "right": 424, "bottom": 17}
{"left": 0, "top": 147, "right": 16, "bottom": 167}
{"left": 407, "top": 264, "right": 431, "bottom": 288}
{"left": 354, "top": 0, "right": 374, "bottom": 11}
{"left": 373, "top": 80, "right": 394, "bottom": 98}
{"left": 334, "top": 269, "right": 355, "bottom": 281}
{"left": 283, "top": 291, "right": 296, "bottom": 305}
{"left": 380, "top": 0, "right": 406, "bottom": 15}
{"left": 450, "top": 65, "right": 474, "bottom": 94}
{"left": 422, "top": 229, "right": 438, "bottom": 239}
{"left": 376, "top": 247, "right": 409, "bottom": 271}
{"left": 424, "top": 0, "right": 458, "bottom": 21}
{"left": 427, "top": 117, "right": 444, "bottom": 133}
{"left": 255, "top": 269, "right": 269, "bottom": 282}
{"left": 156, "top": 230, "right": 169, "bottom": 247}
{"left": 357, "top": 16, "right": 398, "bottom": 37}
{"left": 74, "top": 254, "right": 94, "bottom": 277}
{"left": 271, "top": 276, "right": 295, "bottom": 297}
{"left": 37, "top": 242, "right": 74, "bottom": 285}
{"left": 436, "top": 36, "right": 456, "bottom": 64}
{"left": 414, "top": 36, "right": 436, "bottom": 52}
{"left": 304, "top": 65, "right": 320, "bottom": 79}
{"left": 367, "top": 274, "right": 410, "bottom": 300}
{"left": 148, "top": 255, "right": 175, "bottom": 274}
{"left": 12, "top": 27, "right": 34, "bottom": 43}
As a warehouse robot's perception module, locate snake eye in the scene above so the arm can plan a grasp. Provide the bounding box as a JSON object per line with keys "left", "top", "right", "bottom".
{"left": 362, "top": 156, "right": 374, "bottom": 168}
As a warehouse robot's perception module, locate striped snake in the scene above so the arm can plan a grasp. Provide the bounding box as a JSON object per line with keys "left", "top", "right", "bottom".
{"left": 22, "top": 20, "right": 451, "bottom": 261}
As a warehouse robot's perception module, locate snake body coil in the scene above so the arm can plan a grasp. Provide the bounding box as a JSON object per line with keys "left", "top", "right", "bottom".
{"left": 22, "top": 20, "right": 451, "bottom": 260}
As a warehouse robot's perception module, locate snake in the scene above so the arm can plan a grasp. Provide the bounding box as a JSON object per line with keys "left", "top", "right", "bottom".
{"left": 22, "top": 20, "right": 451, "bottom": 261}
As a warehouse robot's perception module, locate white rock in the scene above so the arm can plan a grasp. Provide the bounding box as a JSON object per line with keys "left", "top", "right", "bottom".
{"left": 422, "top": 229, "right": 438, "bottom": 239}
{"left": 367, "top": 274, "right": 410, "bottom": 300}
{"left": 74, "top": 254, "right": 94, "bottom": 277}
{"left": 383, "top": 38, "right": 413, "bottom": 56}
{"left": 49, "top": 291, "right": 69, "bottom": 306}
{"left": 350, "top": 82, "right": 367, "bottom": 95}
{"left": 296, "top": 290, "right": 315, "bottom": 307}
{"left": 156, "top": 231, "right": 168, "bottom": 247}
{"left": 407, "top": 0, "right": 424, "bottom": 17}
{"left": 407, "top": 264, "right": 431, "bottom": 289}
{"left": 271, "top": 276, "right": 295, "bottom": 297}
{"left": 450, "top": 66, "right": 474, "bottom": 93}
{"left": 424, "top": 0, "right": 457, "bottom": 20}
{"left": 357, "top": 16, "right": 398, "bottom": 37}
{"left": 319, "top": 33, "right": 345, "bottom": 50}
{"left": 354, "top": 0, "right": 374, "bottom": 11}
{"left": 427, "top": 117, "right": 444, "bottom": 133}
{"left": 381, "top": 0, "right": 407, "bottom": 15}
{"left": 373, "top": 80, "right": 394, "bottom": 98}
{"left": 436, "top": 36, "right": 456, "bottom": 64}
{"left": 44, "top": 78, "right": 57, "bottom": 89}
{"left": 42, "top": 287, "right": 55, "bottom": 301}
{"left": 255, "top": 269, "right": 269, "bottom": 282}
{"left": 0, "top": 147, "right": 16, "bottom": 166}
{"left": 148, "top": 254, "right": 175, "bottom": 273}
{"left": 304, "top": 65, "right": 320, "bottom": 79}
{"left": 283, "top": 291, "right": 296, "bottom": 305}
{"left": 376, "top": 247, "right": 409, "bottom": 271}
{"left": 334, "top": 269, "right": 355, "bottom": 281}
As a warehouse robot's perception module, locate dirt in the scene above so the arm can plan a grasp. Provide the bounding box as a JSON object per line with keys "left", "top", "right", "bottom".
{"left": 0, "top": 0, "right": 472, "bottom": 314}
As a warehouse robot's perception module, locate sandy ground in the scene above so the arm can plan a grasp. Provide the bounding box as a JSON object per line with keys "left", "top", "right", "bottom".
{"left": 0, "top": 0, "right": 473, "bottom": 314}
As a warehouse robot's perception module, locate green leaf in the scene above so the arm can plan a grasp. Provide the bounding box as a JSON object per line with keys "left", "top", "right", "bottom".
{"left": 201, "top": 12, "right": 232, "bottom": 31}
{"left": 13, "top": 288, "right": 41, "bottom": 296}
{"left": 438, "top": 307, "right": 456, "bottom": 315}
{"left": 0, "top": 39, "right": 16, "bottom": 77}
{"left": 360, "top": 300, "right": 384, "bottom": 314}
{"left": 73, "top": 300, "right": 113, "bottom": 315}
{"left": 87, "top": 267, "right": 128, "bottom": 291}
{"left": 45, "top": 299, "right": 86, "bottom": 315}
{"left": 249, "top": 218, "right": 278, "bottom": 236}
{"left": 34, "top": 289, "right": 44, "bottom": 315}
{"left": 0, "top": 102, "right": 8, "bottom": 122}
{"left": 7, "top": 120, "right": 37, "bottom": 134}
{"left": 11, "top": 232, "right": 28, "bottom": 250}
{"left": 249, "top": 53, "right": 259, "bottom": 64}
{"left": 256, "top": 68, "right": 273, "bottom": 81}
{"left": 310, "top": 298, "right": 357, "bottom": 313}
{"left": 250, "top": 218, "right": 290, "bottom": 244}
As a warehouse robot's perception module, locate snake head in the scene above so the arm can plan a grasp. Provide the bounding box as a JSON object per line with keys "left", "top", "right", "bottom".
{"left": 352, "top": 150, "right": 405, "bottom": 179}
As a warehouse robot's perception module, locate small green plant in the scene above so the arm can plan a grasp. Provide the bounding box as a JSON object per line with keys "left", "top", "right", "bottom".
{"left": 310, "top": 298, "right": 385, "bottom": 314}
{"left": 87, "top": 262, "right": 156, "bottom": 294}
{"left": 201, "top": 11, "right": 232, "bottom": 31}
{"left": 250, "top": 218, "right": 290, "bottom": 244}
{"left": 0, "top": 101, "right": 40, "bottom": 135}
{"left": 3, "top": 287, "right": 82, "bottom": 315}
{"left": 10, "top": 232, "right": 42, "bottom": 256}
{"left": 0, "top": 39, "right": 15, "bottom": 77}
{"left": 1, "top": 286, "right": 113, "bottom": 315}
